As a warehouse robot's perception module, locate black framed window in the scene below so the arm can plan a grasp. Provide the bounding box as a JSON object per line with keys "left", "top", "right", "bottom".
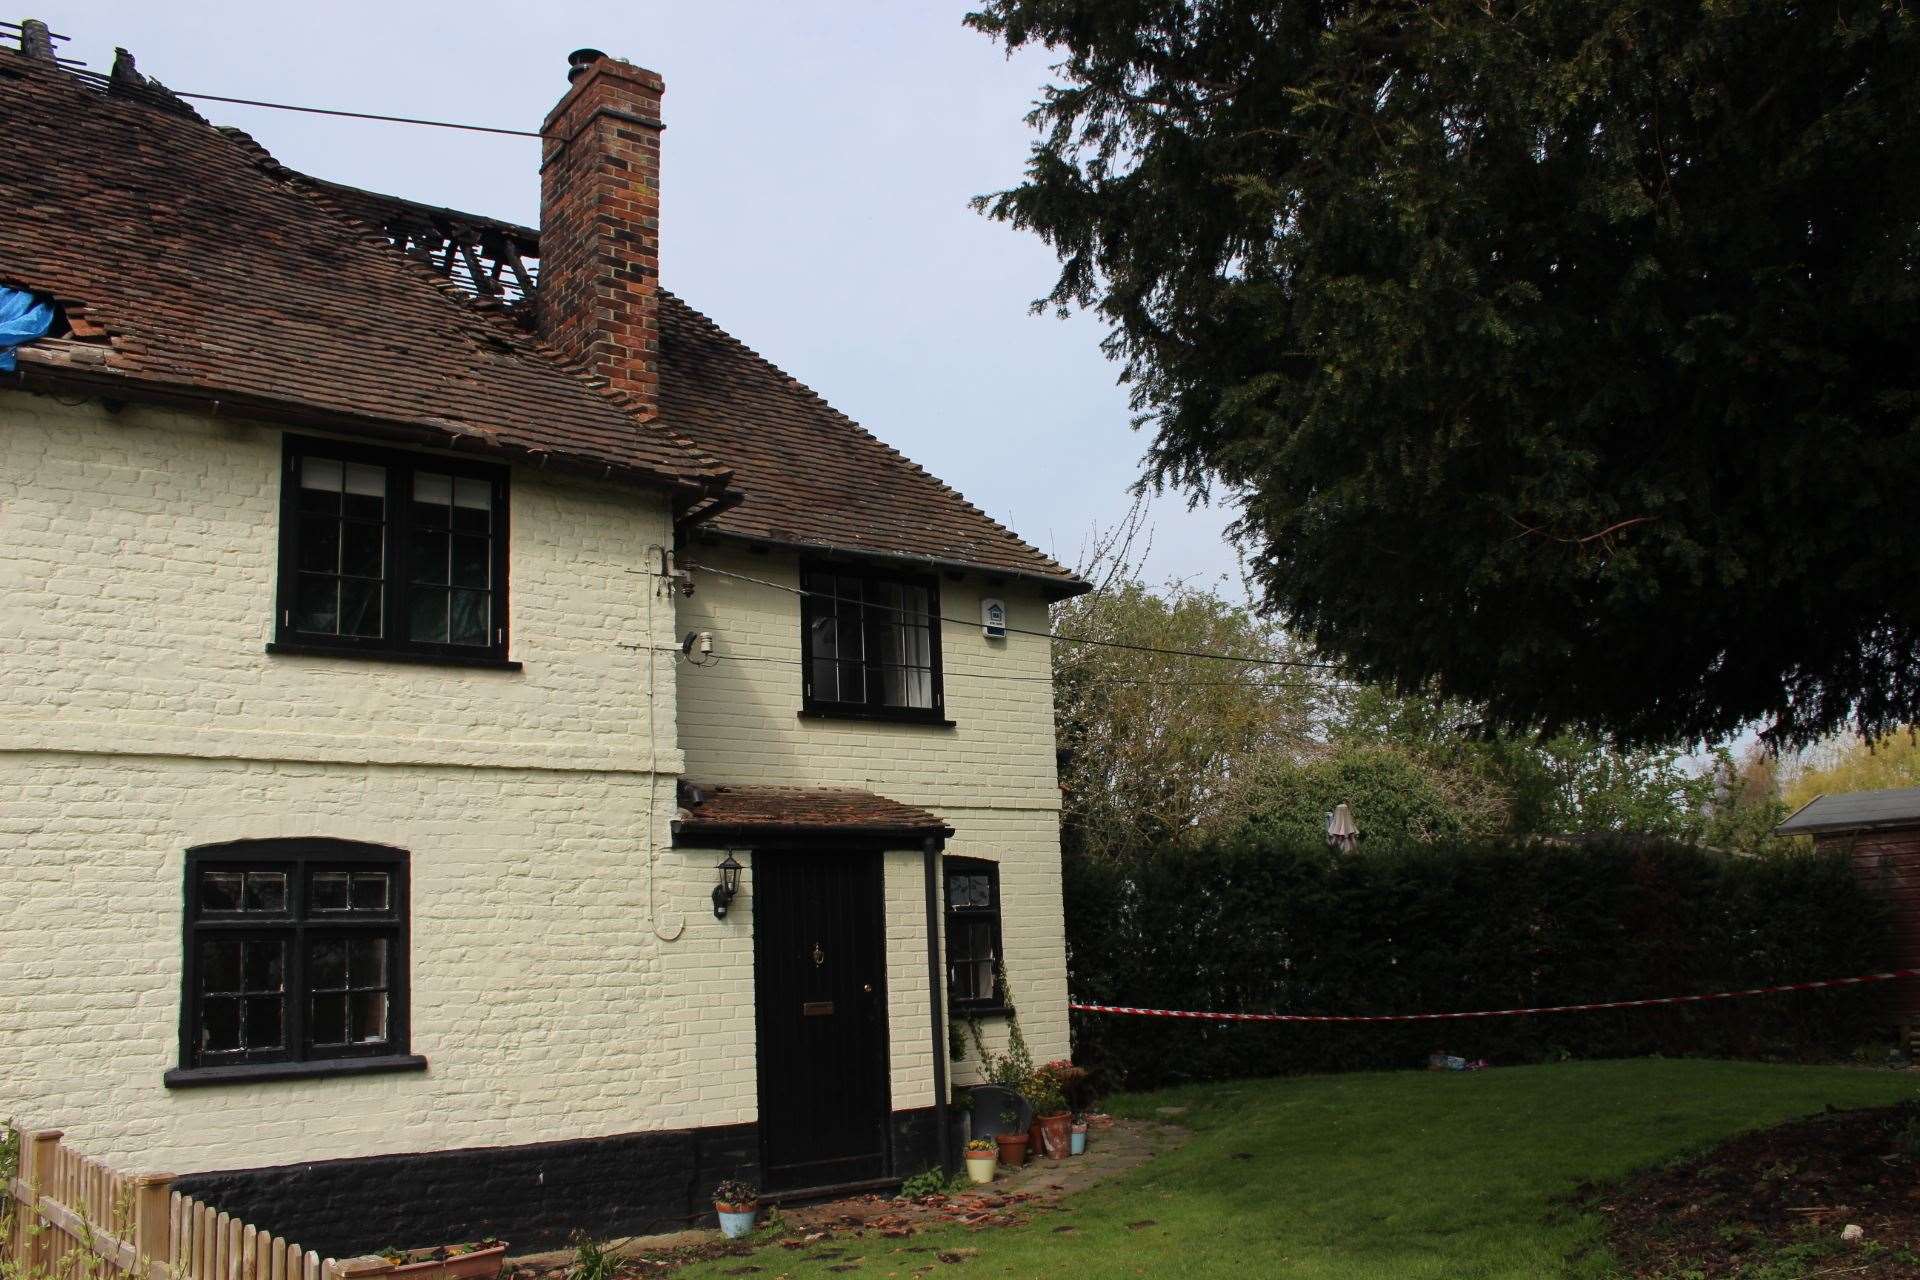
{"left": 272, "top": 436, "right": 511, "bottom": 665}
{"left": 944, "top": 857, "right": 1004, "bottom": 1013}
{"left": 172, "top": 838, "right": 419, "bottom": 1086}
{"left": 801, "top": 563, "right": 944, "bottom": 722}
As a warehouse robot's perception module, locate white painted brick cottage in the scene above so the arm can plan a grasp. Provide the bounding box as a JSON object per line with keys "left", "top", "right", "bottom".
{"left": 0, "top": 26, "right": 1083, "bottom": 1252}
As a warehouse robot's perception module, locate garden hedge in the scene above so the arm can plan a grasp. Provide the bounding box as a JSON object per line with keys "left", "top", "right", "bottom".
{"left": 1063, "top": 837, "right": 1893, "bottom": 1088}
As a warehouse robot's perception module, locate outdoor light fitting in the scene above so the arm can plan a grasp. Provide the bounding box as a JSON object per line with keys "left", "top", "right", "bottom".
{"left": 712, "top": 851, "right": 743, "bottom": 919}
{"left": 1325, "top": 802, "right": 1360, "bottom": 853}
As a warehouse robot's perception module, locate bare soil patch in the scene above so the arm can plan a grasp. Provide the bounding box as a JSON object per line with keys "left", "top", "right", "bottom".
{"left": 1586, "top": 1101, "right": 1920, "bottom": 1277}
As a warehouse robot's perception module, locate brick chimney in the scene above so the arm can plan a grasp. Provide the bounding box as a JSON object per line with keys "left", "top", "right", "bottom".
{"left": 538, "top": 48, "right": 665, "bottom": 417}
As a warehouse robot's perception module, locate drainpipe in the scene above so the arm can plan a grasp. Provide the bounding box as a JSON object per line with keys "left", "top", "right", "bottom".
{"left": 921, "top": 833, "right": 951, "bottom": 1175}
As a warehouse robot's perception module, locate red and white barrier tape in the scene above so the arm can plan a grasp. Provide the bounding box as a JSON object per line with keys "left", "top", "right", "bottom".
{"left": 1069, "top": 968, "right": 1920, "bottom": 1025}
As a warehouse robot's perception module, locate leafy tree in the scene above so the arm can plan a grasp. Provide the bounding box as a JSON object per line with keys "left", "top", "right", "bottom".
{"left": 973, "top": 0, "right": 1920, "bottom": 748}
{"left": 1784, "top": 730, "right": 1920, "bottom": 811}
{"left": 1053, "top": 561, "right": 1320, "bottom": 858}
{"left": 1211, "top": 741, "right": 1508, "bottom": 846}
{"left": 1334, "top": 686, "right": 1715, "bottom": 837}
{"left": 1699, "top": 743, "right": 1799, "bottom": 856}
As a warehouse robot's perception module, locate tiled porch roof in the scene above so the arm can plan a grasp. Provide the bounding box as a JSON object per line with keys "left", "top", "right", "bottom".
{"left": 672, "top": 783, "right": 951, "bottom": 845}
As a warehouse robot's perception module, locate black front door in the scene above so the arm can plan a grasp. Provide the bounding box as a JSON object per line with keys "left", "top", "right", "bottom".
{"left": 753, "top": 851, "right": 891, "bottom": 1189}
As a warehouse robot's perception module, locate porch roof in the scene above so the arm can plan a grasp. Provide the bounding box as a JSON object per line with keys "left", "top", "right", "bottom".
{"left": 671, "top": 783, "right": 952, "bottom": 846}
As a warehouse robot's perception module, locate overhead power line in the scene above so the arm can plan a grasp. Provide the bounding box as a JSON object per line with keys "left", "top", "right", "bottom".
{"left": 168, "top": 89, "right": 542, "bottom": 138}
{"left": 679, "top": 561, "right": 1340, "bottom": 671}
{"left": 660, "top": 644, "right": 1310, "bottom": 688}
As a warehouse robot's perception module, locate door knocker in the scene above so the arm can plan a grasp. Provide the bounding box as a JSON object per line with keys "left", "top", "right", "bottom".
{"left": 811, "top": 942, "right": 826, "bottom": 966}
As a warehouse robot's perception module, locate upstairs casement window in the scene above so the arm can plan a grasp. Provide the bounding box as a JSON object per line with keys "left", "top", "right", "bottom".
{"left": 272, "top": 437, "right": 512, "bottom": 666}
{"left": 800, "top": 563, "right": 946, "bottom": 724}
{"left": 944, "top": 858, "right": 1005, "bottom": 1014}
{"left": 171, "top": 839, "right": 421, "bottom": 1087}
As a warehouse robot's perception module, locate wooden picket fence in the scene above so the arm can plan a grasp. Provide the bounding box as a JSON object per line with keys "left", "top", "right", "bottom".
{"left": 3, "top": 1126, "right": 382, "bottom": 1280}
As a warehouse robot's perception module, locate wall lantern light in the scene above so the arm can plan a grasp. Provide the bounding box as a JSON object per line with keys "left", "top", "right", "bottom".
{"left": 712, "top": 851, "right": 744, "bottom": 919}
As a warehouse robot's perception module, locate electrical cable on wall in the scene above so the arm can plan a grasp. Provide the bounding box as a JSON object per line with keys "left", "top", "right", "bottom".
{"left": 678, "top": 561, "right": 1339, "bottom": 670}
{"left": 641, "top": 546, "right": 684, "bottom": 943}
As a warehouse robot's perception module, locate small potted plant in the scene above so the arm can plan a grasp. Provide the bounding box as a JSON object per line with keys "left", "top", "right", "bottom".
{"left": 964, "top": 1137, "right": 998, "bottom": 1184}
{"left": 1024, "top": 1066, "right": 1071, "bottom": 1160}
{"left": 712, "top": 1179, "right": 760, "bottom": 1240}
{"left": 1070, "top": 1116, "right": 1089, "bottom": 1156}
{"left": 993, "top": 1109, "right": 1029, "bottom": 1167}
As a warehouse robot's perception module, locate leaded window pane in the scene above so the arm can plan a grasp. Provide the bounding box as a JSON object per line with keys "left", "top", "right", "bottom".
{"left": 351, "top": 872, "right": 390, "bottom": 911}
{"left": 807, "top": 572, "right": 869, "bottom": 703}
{"left": 201, "top": 869, "right": 286, "bottom": 915}
{"left": 877, "top": 583, "right": 934, "bottom": 709}
{"left": 406, "top": 471, "right": 493, "bottom": 647}
{"left": 311, "top": 871, "right": 349, "bottom": 912}
{"left": 944, "top": 861, "right": 1002, "bottom": 1008}
{"left": 195, "top": 936, "right": 286, "bottom": 1058}
{"left": 293, "top": 455, "right": 387, "bottom": 640}
{"left": 309, "top": 934, "right": 392, "bottom": 1049}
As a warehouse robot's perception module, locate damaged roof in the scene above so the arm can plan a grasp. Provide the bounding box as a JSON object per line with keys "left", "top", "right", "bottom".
{"left": 0, "top": 51, "right": 730, "bottom": 500}
{"left": 0, "top": 41, "right": 1086, "bottom": 594}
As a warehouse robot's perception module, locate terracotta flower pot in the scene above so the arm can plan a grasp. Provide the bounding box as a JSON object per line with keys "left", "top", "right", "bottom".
{"left": 994, "top": 1132, "right": 1028, "bottom": 1168}
{"left": 1036, "top": 1111, "right": 1072, "bottom": 1160}
{"left": 386, "top": 1244, "right": 507, "bottom": 1280}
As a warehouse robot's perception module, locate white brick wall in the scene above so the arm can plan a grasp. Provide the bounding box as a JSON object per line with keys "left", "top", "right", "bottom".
{"left": 0, "top": 394, "right": 717, "bottom": 1170}
{"left": 0, "top": 393, "right": 1071, "bottom": 1176}
{"left": 672, "top": 542, "right": 1071, "bottom": 1102}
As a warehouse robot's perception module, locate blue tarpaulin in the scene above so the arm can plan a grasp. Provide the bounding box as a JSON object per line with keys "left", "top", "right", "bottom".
{"left": 0, "top": 286, "right": 55, "bottom": 372}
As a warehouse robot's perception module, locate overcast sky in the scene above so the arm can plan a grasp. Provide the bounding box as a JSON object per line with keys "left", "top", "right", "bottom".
{"left": 31, "top": 1, "right": 1244, "bottom": 590}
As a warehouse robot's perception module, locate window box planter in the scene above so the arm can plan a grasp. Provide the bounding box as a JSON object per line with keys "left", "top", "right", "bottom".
{"left": 375, "top": 1242, "right": 506, "bottom": 1280}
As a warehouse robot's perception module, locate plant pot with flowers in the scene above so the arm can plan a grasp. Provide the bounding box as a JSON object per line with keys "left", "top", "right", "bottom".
{"left": 964, "top": 1137, "right": 998, "bottom": 1184}
{"left": 1024, "top": 1066, "right": 1072, "bottom": 1160}
{"left": 712, "top": 1179, "right": 760, "bottom": 1240}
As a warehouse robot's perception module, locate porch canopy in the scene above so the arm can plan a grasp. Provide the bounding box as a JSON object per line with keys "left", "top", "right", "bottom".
{"left": 671, "top": 782, "right": 953, "bottom": 848}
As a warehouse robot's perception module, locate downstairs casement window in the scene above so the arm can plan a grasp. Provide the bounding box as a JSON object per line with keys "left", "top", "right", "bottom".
{"left": 271, "top": 437, "right": 511, "bottom": 664}
{"left": 800, "top": 563, "right": 946, "bottom": 723}
{"left": 944, "top": 857, "right": 1005, "bottom": 1014}
{"left": 170, "top": 839, "right": 419, "bottom": 1086}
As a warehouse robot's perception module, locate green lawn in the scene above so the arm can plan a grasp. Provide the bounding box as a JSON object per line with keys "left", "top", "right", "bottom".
{"left": 672, "top": 1059, "right": 1917, "bottom": 1279}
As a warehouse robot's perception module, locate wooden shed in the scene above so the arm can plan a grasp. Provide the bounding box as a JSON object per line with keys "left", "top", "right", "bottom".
{"left": 1777, "top": 785, "right": 1920, "bottom": 1036}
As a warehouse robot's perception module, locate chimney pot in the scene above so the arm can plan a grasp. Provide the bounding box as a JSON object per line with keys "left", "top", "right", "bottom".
{"left": 18, "top": 18, "right": 56, "bottom": 63}
{"left": 566, "top": 48, "right": 607, "bottom": 82}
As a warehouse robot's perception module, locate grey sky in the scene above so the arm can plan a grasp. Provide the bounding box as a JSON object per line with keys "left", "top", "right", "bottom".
{"left": 31, "top": 2, "right": 1243, "bottom": 590}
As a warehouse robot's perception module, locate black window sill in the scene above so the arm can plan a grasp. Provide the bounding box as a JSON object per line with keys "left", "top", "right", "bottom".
{"left": 952, "top": 1003, "right": 1013, "bottom": 1019}
{"left": 798, "top": 707, "right": 956, "bottom": 729}
{"left": 164, "top": 1053, "right": 428, "bottom": 1089}
{"left": 266, "top": 642, "right": 522, "bottom": 672}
